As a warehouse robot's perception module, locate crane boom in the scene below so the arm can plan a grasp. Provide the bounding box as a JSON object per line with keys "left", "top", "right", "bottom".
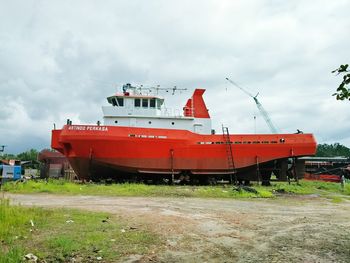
{"left": 225, "top": 78, "right": 255, "bottom": 98}
{"left": 226, "top": 77, "right": 278, "bottom": 133}
{"left": 253, "top": 97, "right": 278, "bottom": 133}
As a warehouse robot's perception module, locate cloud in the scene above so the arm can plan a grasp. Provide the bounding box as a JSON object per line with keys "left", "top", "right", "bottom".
{"left": 0, "top": 0, "right": 349, "bottom": 153}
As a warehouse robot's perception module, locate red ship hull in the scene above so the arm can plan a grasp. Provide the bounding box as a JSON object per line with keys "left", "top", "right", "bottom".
{"left": 52, "top": 125, "right": 317, "bottom": 182}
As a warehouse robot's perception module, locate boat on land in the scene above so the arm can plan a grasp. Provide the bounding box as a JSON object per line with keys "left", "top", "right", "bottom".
{"left": 52, "top": 84, "right": 317, "bottom": 184}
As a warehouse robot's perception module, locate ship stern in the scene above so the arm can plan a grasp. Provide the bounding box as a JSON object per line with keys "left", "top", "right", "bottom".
{"left": 51, "top": 129, "right": 64, "bottom": 154}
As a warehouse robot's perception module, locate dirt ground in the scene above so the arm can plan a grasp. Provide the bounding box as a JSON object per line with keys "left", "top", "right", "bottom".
{"left": 6, "top": 193, "right": 350, "bottom": 263}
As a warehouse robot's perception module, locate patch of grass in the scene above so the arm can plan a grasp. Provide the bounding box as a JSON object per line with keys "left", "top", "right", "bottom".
{"left": 3, "top": 180, "right": 274, "bottom": 198}
{"left": 47, "top": 236, "right": 80, "bottom": 260}
{"left": 257, "top": 189, "right": 274, "bottom": 198}
{"left": 0, "top": 246, "right": 24, "bottom": 263}
{"left": 0, "top": 198, "right": 159, "bottom": 262}
{"left": 3, "top": 179, "right": 349, "bottom": 199}
{"left": 343, "top": 183, "right": 350, "bottom": 195}
{"left": 329, "top": 196, "right": 343, "bottom": 203}
{"left": 266, "top": 180, "right": 348, "bottom": 196}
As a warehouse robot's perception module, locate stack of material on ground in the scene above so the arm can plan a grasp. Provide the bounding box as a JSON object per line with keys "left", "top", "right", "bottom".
{"left": 38, "top": 149, "right": 77, "bottom": 180}
{"left": 301, "top": 156, "right": 350, "bottom": 182}
{"left": 24, "top": 168, "right": 39, "bottom": 178}
{"left": 20, "top": 160, "right": 39, "bottom": 178}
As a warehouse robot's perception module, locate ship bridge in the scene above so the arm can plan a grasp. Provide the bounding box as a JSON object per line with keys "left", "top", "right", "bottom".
{"left": 102, "top": 85, "right": 212, "bottom": 134}
{"left": 104, "top": 93, "right": 164, "bottom": 117}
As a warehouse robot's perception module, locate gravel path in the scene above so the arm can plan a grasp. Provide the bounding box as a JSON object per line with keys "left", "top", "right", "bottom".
{"left": 6, "top": 193, "right": 350, "bottom": 263}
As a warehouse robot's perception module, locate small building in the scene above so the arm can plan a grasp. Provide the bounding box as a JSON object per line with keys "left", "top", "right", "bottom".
{"left": 0, "top": 160, "right": 22, "bottom": 183}
{"left": 38, "top": 149, "right": 76, "bottom": 180}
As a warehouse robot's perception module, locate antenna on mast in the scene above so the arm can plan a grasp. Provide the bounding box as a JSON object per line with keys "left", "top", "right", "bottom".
{"left": 150, "top": 85, "right": 186, "bottom": 95}
{"left": 121, "top": 83, "right": 187, "bottom": 95}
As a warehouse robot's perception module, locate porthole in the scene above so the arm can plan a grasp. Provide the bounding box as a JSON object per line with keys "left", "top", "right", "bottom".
{"left": 148, "top": 121, "right": 152, "bottom": 124}
{"left": 171, "top": 122, "right": 175, "bottom": 125}
{"left": 115, "top": 120, "right": 118, "bottom": 124}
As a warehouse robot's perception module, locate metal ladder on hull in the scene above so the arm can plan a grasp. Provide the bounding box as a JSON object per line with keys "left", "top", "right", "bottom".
{"left": 222, "top": 126, "right": 237, "bottom": 184}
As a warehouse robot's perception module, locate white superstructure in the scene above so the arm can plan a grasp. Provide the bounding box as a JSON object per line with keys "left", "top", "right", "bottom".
{"left": 102, "top": 85, "right": 212, "bottom": 134}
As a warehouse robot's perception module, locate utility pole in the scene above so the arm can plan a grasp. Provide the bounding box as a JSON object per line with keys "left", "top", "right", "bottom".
{"left": 254, "top": 116, "right": 256, "bottom": 134}
{"left": 0, "top": 145, "right": 5, "bottom": 197}
{"left": 0, "top": 145, "right": 6, "bottom": 158}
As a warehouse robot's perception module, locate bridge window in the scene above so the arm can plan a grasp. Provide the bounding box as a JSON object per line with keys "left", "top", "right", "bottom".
{"left": 156, "top": 100, "right": 162, "bottom": 109}
{"left": 117, "top": 98, "right": 124, "bottom": 107}
{"left": 142, "top": 99, "right": 148, "bottom": 108}
{"left": 135, "top": 99, "right": 140, "bottom": 107}
{"left": 150, "top": 98, "right": 156, "bottom": 108}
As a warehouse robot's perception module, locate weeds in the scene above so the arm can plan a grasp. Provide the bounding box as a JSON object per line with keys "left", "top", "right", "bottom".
{"left": 3, "top": 180, "right": 273, "bottom": 198}
{"left": 266, "top": 180, "right": 349, "bottom": 196}
{"left": 3, "top": 179, "right": 349, "bottom": 200}
{"left": 331, "top": 196, "right": 343, "bottom": 203}
{"left": 0, "top": 198, "right": 159, "bottom": 262}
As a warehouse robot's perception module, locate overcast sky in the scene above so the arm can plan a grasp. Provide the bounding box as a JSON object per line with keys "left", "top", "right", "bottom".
{"left": 0, "top": 0, "right": 349, "bottom": 154}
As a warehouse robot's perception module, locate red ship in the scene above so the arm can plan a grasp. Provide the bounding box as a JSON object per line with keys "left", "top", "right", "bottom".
{"left": 52, "top": 84, "right": 317, "bottom": 184}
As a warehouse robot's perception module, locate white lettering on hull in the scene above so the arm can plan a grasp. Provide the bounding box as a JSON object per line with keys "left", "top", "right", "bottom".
{"left": 128, "top": 134, "right": 168, "bottom": 139}
{"left": 68, "top": 126, "right": 109, "bottom": 131}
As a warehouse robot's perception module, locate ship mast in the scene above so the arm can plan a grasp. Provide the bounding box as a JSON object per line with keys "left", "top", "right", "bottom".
{"left": 122, "top": 83, "right": 187, "bottom": 95}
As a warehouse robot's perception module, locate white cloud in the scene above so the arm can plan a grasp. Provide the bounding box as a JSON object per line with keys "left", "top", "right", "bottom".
{"left": 0, "top": 0, "right": 349, "bottom": 153}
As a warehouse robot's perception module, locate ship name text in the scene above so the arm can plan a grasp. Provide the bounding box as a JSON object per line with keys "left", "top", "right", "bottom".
{"left": 67, "top": 126, "right": 109, "bottom": 132}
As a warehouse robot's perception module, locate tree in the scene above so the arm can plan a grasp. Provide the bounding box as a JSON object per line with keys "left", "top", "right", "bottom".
{"left": 332, "top": 64, "right": 350, "bottom": 100}
{"left": 16, "top": 149, "right": 39, "bottom": 162}
{"left": 2, "top": 153, "right": 16, "bottom": 160}
{"left": 316, "top": 143, "right": 350, "bottom": 157}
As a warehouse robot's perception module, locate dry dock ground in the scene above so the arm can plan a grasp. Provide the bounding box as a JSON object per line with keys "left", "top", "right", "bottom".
{"left": 6, "top": 193, "right": 350, "bottom": 263}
